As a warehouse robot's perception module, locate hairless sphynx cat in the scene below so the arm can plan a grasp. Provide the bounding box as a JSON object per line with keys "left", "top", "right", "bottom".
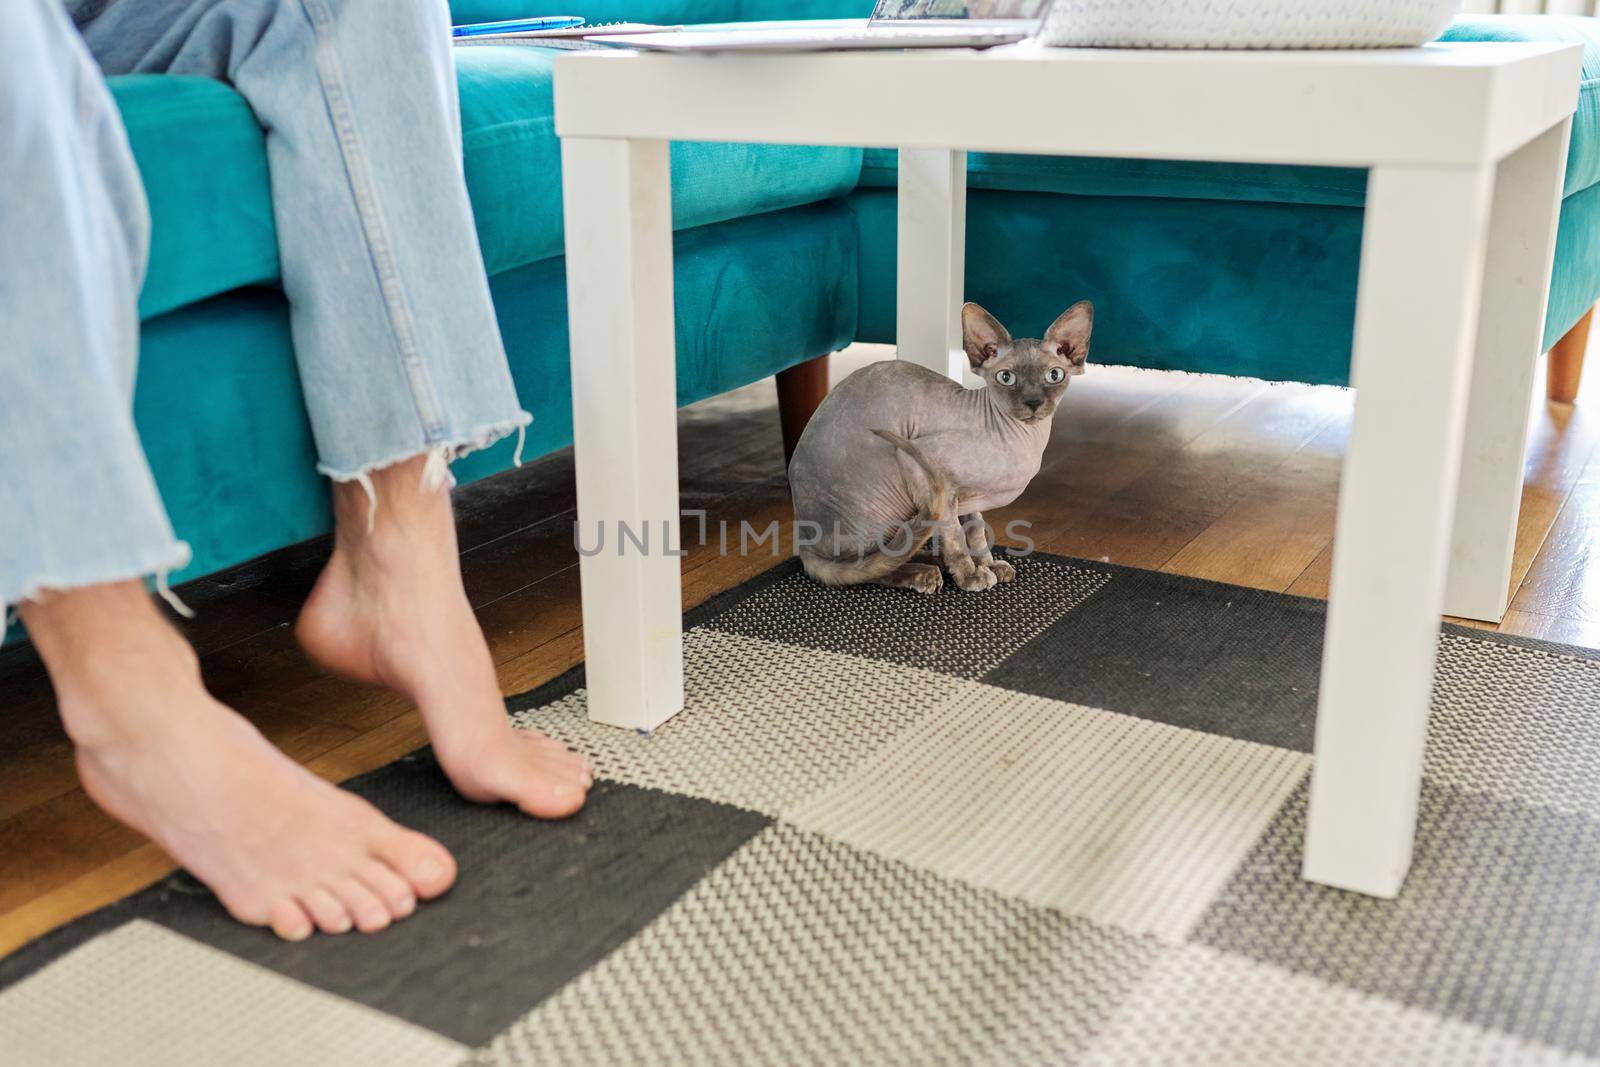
{"left": 789, "top": 300, "right": 1093, "bottom": 594}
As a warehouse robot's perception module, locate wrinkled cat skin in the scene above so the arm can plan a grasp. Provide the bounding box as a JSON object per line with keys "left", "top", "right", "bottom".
{"left": 789, "top": 300, "right": 1092, "bottom": 593}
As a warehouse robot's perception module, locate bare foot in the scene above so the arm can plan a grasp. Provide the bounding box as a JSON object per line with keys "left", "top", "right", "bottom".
{"left": 296, "top": 454, "right": 593, "bottom": 820}
{"left": 21, "top": 583, "right": 455, "bottom": 940}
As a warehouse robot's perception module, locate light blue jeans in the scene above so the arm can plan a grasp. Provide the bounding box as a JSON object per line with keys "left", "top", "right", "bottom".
{"left": 0, "top": 0, "right": 529, "bottom": 608}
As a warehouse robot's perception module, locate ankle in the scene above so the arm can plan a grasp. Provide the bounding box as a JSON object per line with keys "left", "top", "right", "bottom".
{"left": 19, "top": 582, "right": 203, "bottom": 749}
{"left": 58, "top": 646, "right": 203, "bottom": 751}
{"left": 329, "top": 454, "right": 460, "bottom": 565}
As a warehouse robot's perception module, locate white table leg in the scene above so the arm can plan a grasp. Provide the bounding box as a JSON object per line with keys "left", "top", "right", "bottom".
{"left": 1445, "top": 118, "right": 1571, "bottom": 622}
{"left": 1303, "top": 164, "right": 1496, "bottom": 898}
{"left": 561, "top": 137, "right": 685, "bottom": 731}
{"left": 897, "top": 147, "right": 971, "bottom": 384}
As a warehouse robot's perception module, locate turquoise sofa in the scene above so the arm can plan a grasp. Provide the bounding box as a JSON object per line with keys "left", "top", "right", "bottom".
{"left": 109, "top": 4, "right": 1600, "bottom": 590}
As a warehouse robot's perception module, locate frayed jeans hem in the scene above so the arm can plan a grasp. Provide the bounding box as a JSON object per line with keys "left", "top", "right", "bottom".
{"left": 314, "top": 412, "right": 534, "bottom": 531}
{"left": 314, "top": 410, "right": 534, "bottom": 485}
{"left": 4, "top": 541, "right": 194, "bottom": 617}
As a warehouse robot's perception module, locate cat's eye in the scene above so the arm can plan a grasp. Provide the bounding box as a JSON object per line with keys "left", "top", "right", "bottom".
{"left": 996, "top": 369, "right": 1017, "bottom": 386}
{"left": 1045, "top": 366, "right": 1067, "bottom": 384}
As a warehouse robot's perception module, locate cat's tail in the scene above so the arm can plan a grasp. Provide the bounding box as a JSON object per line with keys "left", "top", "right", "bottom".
{"left": 870, "top": 428, "right": 956, "bottom": 516}
{"left": 798, "top": 429, "right": 956, "bottom": 587}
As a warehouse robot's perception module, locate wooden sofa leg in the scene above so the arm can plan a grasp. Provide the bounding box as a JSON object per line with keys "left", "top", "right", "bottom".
{"left": 776, "top": 353, "right": 830, "bottom": 462}
{"left": 1548, "top": 305, "right": 1592, "bottom": 404}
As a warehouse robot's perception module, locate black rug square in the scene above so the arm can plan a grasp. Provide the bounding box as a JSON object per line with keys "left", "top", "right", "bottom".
{"left": 982, "top": 562, "right": 1326, "bottom": 751}
{"left": 0, "top": 754, "right": 770, "bottom": 1046}
{"left": 704, "top": 554, "right": 1108, "bottom": 678}
{"left": 1194, "top": 778, "right": 1600, "bottom": 1057}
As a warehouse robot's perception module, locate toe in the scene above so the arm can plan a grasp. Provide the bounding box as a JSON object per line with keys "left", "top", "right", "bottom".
{"left": 516, "top": 780, "right": 588, "bottom": 820}
{"left": 219, "top": 893, "right": 273, "bottom": 930}
{"left": 376, "top": 829, "right": 456, "bottom": 900}
{"left": 525, "top": 733, "right": 593, "bottom": 780}
{"left": 449, "top": 736, "right": 593, "bottom": 820}
{"left": 301, "top": 887, "right": 354, "bottom": 935}
{"left": 509, "top": 750, "right": 591, "bottom": 819}
{"left": 331, "top": 876, "right": 393, "bottom": 933}
{"left": 269, "top": 898, "right": 315, "bottom": 942}
{"left": 535, "top": 736, "right": 594, "bottom": 784}
{"left": 357, "top": 860, "right": 417, "bottom": 920}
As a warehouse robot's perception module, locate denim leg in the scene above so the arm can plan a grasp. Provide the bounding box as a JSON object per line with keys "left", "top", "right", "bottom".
{"left": 0, "top": 0, "right": 189, "bottom": 608}
{"left": 75, "top": 0, "right": 530, "bottom": 481}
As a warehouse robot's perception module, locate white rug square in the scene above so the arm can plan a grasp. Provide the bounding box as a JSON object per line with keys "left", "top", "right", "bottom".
{"left": 481, "top": 825, "right": 1154, "bottom": 1067}
{"left": 788, "top": 683, "right": 1310, "bottom": 941}
{"left": 0, "top": 920, "right": 465, "bottom": 1067}
{"left": 1080, "top": 942, "right": 1595, "bottom": 1067}
{"left": 512, "top": 628, "right": 967, "bottom": 816}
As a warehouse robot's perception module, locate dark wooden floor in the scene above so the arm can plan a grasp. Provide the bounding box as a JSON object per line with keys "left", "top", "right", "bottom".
{"left": 2, "top": 343, "right": 1596, "bottom": 954}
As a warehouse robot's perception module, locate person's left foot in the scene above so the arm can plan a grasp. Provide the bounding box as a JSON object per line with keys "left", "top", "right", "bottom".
{"left": 296, "top": 454, "right": 594, "bottom": 820}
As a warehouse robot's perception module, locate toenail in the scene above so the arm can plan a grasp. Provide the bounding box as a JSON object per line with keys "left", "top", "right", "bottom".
{"left": 284, "top": 924, "right": 313, "bottom": 942}
{"left": 415, "top": 859, "right": 443, "bottom": 884}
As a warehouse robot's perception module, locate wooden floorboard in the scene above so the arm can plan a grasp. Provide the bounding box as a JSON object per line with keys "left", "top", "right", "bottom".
{"left": 1161, "top": 416, "right": 1349, "bottom": 592}
{"left": 3, "top": 343, "right": 1598, "bottom": 956}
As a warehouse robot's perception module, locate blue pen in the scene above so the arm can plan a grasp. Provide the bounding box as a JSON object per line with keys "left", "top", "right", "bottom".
{"left": 452, "top": 15, "right": 585, "bottom": 38}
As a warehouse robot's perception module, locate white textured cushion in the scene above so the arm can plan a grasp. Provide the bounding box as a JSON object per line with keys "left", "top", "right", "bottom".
{"left": 1039, "top": 0, "right": 1462, "bottom": 49}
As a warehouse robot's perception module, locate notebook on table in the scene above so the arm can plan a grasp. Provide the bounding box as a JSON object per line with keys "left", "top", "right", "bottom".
{"left": 452, "top": 20, "right": 681, "bottom": 47}
{"left": 595, "top": 1, "right": 1051, "bottom": 53}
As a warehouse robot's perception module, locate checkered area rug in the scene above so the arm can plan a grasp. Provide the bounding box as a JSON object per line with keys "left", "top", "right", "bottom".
{"left": 5, "top": 553, "right": 1600, "bottom": 1066}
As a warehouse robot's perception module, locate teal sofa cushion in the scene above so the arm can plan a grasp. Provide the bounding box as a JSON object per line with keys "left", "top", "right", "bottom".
{"left": 134, "top": 289, "right": 324, "bottom": 576}
{"left": 853, "top": 175, "right": 1600, "bottom": 386}
{"left": 114, "top": 46, "right": 861, "bottom": 320}
{"left": 851, "top": 188, "right": 1363, "bottom": 386}
{"left": 109, "top": 75, "right": 278, "bottom": 321}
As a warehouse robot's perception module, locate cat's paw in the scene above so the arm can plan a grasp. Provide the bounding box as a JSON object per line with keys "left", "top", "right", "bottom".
{"left": 953, "top": 563, "right": 998, "bottom": 592}
{"left": 908, "top": 567, "right": 943, "bottom": 595}
{"left": 988, "top": 559, "right": 1017, "bottom": 583}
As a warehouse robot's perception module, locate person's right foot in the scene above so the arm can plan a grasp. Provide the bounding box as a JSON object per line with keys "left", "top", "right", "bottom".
{"left": 22, "top": 581, "right": 455, "bottom": 940}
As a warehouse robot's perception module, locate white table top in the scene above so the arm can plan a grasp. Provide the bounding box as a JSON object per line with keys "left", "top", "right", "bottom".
{"left": 554, "top": 39, "right": 1582, "bottom": 168}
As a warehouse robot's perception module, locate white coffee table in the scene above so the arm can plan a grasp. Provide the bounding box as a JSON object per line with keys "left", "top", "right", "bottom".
{"left": 552, "top": 39, "right": 1581, "bottom": 898}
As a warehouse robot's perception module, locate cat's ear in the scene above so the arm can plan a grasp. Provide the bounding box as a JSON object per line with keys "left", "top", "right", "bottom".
{"left": 1045, "top": 301, "right": 1094, "bottom": 374}
{"left": 962, "top": 302, "right": 1011, "bottom": 370}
